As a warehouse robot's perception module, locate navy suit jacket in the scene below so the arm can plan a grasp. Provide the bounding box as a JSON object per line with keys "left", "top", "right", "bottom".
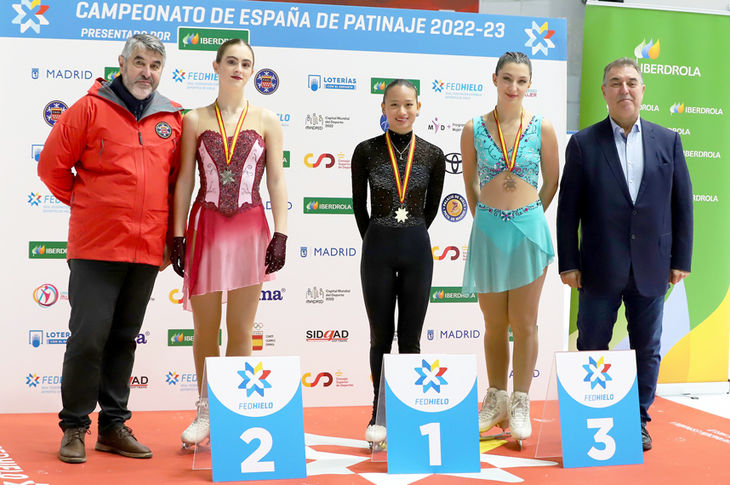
{"left": 557, "top": 117, "right": 693, "bottom": 297}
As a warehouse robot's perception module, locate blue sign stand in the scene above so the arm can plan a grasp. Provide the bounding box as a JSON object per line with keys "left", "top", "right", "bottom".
{"left": 206, "top": 356, "right": 306, "bottom": 482}
{"left": 384, "top": 354, "right": 480, "bottom": 474}
{"left": 555, "top": 350, "right": 643, "bottom": 468}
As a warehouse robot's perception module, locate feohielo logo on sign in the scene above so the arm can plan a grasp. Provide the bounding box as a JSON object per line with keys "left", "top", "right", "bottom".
{"left": 430, "top": 287, "right": 477, "bottom": 303}
{"left": 29, "top": 241, "right": 66, "bottom": 259}
{"left": 11, "top": 0, "right": 50, "bottom": 34}
{"left": 414, "top": 359, "right": 447, "bottom": 393}
{"left": 177, "top": 27, "right": 249, "bottom": 51}
{"left": 238, "top": 361, "right": 272, "bottom": 397}
{"left": 371, "top": 78, "right": 420, "bottom": 95}
{"left": 524, "top": 21, "right": 555, "bottom": 56}
{"left": 302, "top": 197, "right": 353, "bottom": 214}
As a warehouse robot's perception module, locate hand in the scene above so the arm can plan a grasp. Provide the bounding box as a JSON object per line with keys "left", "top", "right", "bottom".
{"left": 669, "top": 269, "right": 689, "bottom": 285}
{"left": 170, "top": 237, "right": 186, "bottom": 278}
{"left": 159, "top": 243, "right": 171, "bottom": 272}
{"left": 560, "top": 270, "right": 582, "bottom": 288}
{"left": 265, "top": 232, "right": 287, "bottom": 274}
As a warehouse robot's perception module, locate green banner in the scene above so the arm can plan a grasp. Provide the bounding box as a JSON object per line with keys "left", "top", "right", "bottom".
{"left": 579, "top": 4, "right": 730, "bottom": 383}
{"left": 302, "top": 197, "right": 353, "bottom": 214}
{"left": 177, "top": 27, "right": 249, "bottom": 51}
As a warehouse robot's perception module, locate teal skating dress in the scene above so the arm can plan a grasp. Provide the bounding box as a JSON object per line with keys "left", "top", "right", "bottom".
{"left": 462, "top": 114, "right": 554, "bottom": 293}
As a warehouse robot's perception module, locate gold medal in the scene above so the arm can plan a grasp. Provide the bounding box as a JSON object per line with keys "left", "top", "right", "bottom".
{"left": 214, "top": 100, "right": 249, "bottom": 166}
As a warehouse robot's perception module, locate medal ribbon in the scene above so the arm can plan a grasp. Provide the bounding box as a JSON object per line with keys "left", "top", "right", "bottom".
{"left": 385, "top": 132, "right": 416, "bottom": 204}
{"left": 493, "top": 107, "right": 523, "bottom": 172}
{"left": 214, "top": 100, "right": 249, "bottom": 165}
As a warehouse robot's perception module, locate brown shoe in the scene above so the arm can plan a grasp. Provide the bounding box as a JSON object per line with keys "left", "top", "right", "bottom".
{"left": 59, "top": 427, "right": 89, "bottom": 463}
{"left": 95, "top": 426, "right": 152, "bottom": 458}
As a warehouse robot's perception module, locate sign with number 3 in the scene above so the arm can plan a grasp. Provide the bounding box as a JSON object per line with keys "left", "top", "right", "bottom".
{"left": 555, "top": 350, "right": 643, "bottom": 468}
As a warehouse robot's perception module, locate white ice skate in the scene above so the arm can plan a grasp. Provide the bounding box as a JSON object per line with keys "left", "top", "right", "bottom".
{"left": 478, "top": 387, "right": 510, "bottom": 439}
{"left": 181, "top": 400, "right": 210, "bottom": 448}
{"left": 365, "top": 424, "right": 387, "bottom": 451}
{"left": 508, "top": 391, "right": 531, "bottom": 449}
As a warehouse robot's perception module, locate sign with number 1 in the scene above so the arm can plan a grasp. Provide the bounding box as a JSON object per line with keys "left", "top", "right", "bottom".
{"left": 206, "top": 356, "right": 306, "bottom": 482}
{"left": 384, "top": 354, "right": 480, "bottom": 474}
{"left": 555, "top": 350, "right": 643, "bottom": 468}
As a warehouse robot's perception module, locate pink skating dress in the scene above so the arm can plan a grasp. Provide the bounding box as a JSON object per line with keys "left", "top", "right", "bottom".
{"left": 182, "top": 129, "right": 273, "bottom": 311}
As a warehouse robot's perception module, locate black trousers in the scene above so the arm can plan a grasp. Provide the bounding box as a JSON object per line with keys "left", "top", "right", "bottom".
{"left": 59, "top": 259, "right": 158, "bottom": 432}
{"left": 360, "top": 222, "right": 433, "bottom": 422}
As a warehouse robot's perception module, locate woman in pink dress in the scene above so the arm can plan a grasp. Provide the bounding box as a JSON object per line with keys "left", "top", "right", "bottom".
{"left": 170, "top": 38, "right": 288, "bottom": 446}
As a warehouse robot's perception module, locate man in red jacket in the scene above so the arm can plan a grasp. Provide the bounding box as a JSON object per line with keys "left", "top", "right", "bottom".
{"left": 38, "top": 33, "right": 183, "bottom": 464}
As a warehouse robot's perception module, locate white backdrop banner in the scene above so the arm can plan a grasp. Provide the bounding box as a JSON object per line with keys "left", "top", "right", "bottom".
{"left": 0, "top": 0, "right": 567, "bottom": 413}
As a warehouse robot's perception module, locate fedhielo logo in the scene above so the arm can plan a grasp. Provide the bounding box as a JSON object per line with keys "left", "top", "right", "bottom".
{"left": 33, "top": 283, "right": 58, "bottom": 307}
{"left": 165, "top": 371, "right": 180, "bottom": 385}
{"left": 432, "top": 80, "right": 445, "bottom": 93}
{"left": 431, "top": 79, "right": 484, "bottom": 100}
{"left": 238, "top": 361, "right": 272, "bottom": 397}
{"left": 255, "top": 68, "right": 279, "bottom": 94}
{"left": 524, "top": 21, "right": 555, "bottom": 56}
{"left": 445, "top": 153, "right": 462, "bottom": 174}
{"left": 634, "top": 38, "right": 660, "bottom": 60}
{"left": 43, "top": 100, "right": 68, "bottom": 126}
{"left": 172, "top": 68, "right": 186, "bottom": 83}
{"left": 31, "top": 144, "right": 43, "bottom": 162}
{"left": 441, "top": 193, "right": 467, "bottom": 222}
{"left": 583, "top": 356, "right": 612, "bottom": 389}
{"left": 301, "top": 372, "right": 333, "bottom": 388}
{"left": 11, "top": 0, "right": 50, "bottom": 34}
{"left": 27, "top": 192, "right": 41, "bottom": 206}
{"left": 25, "top": 373, "right": 40, "bottom": 387}
{"left": 414, "top": 359, "right": 447, "bottom": 393}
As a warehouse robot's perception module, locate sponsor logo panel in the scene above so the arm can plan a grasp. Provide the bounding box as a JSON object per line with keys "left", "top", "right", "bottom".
{"left": 178, "top": 27, "right": 249, "bottom": 51}
{"left": 371, "top": 77, "right": 420, "bottom": 95}
{"left": 29, "top": 241, "right": 66, "bottom": 259}
{"left": 303, "top": 197, "right": 353, "bottom": 214}
{"left": 441, "top": 193, "right": 467, "bottom": 222}
{"left": 430, "top": 286, "right": 477, "bottom": 303}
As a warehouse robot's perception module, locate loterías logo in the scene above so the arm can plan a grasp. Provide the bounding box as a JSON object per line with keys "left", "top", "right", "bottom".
{"left": 12, "top": 0, "right": 49, "bottom": 34}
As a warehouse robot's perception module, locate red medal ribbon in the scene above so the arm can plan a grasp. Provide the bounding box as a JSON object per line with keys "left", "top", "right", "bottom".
{"left": 385, "top": 132, "right": 416, "bottom": 204}
{"left": 214, "top": 100, "right": 249, "bottom": 165}
{"left": 493, "top": 107, "right": 523, "bottom": 173}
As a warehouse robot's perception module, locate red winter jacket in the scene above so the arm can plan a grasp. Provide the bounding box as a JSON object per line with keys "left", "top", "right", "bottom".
{"left": 38, "top": 78, "right": 183, "bottom": 266}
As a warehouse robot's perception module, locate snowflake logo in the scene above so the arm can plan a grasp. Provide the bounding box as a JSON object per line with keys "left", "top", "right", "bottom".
{"left": 238, "top": 361, "right": 272, "bottom": 397}
{"left": 165, "top": 371, "right": 180, "bottom": 385}
{"left": 26, "top": 373, "right": 40, "bottom": 387}
{"left": 583, "top": 356, "right": 612, "bottom": 389}
{"left": 172, "top": 68, "right": 186, "bottom": 83}
{"left": 414, "top": 359, "right": 447, "bottom": 393}
{"left": 28, "top": 192, "right": 42, "bottom": 206}
{"left": 432, "top": 80, "right": 445, "bottom": 93}
{"left": 12, "top": 0, "right": 50, "bottom": 34}
{"left": 524, "top": 21, "right": 555, "bottom": 56}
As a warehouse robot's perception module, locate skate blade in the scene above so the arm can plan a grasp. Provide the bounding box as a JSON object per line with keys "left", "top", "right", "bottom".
{"left": 369, "top": 440, "right": 387, "bottom": 452}
{"left": 480, "top": 430, "right": 511, "bottom": 441}
{"left": 180, "top": 438, "right": 211, "bottom": 452}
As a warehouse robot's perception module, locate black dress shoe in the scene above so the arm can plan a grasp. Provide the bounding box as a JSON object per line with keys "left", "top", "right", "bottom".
{"left": 641, "top": 423, "right": 652, "bottom": 451}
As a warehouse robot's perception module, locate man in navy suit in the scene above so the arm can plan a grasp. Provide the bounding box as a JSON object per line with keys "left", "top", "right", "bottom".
{"left": 557, "top": 58, "right": 693, "bottom": 451}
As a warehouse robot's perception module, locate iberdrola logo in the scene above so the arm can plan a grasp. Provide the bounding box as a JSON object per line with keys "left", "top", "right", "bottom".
{"left": 11, "top": 0, "right": 49, "bottom": 34}
{"left": 634, "top": 38, "right": 660, "bottom": 60}
{"left": 306, "top": 200, "right": 319, "bottom": 211}
{"left": 238, "top": 361, "right": 272, "bottom": 397}
{"left": 414, "top": 359, "right": 448, "bottom": 393}
{"left": 583, "top": 356, "right": 612, "bottom": 389}
{"left": 670, "top": 102, "right": 685, "bottom": 114}
{"left": 182, "top": 32, "right": 199, "bottom": 45}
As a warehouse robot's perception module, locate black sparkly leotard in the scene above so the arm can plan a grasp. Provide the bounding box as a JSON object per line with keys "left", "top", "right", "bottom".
{"left": 350, "top": 130, "right": 445, "bottom": 426}
{"left": 351, "top": 131, "right": 445, "bottom": 237}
